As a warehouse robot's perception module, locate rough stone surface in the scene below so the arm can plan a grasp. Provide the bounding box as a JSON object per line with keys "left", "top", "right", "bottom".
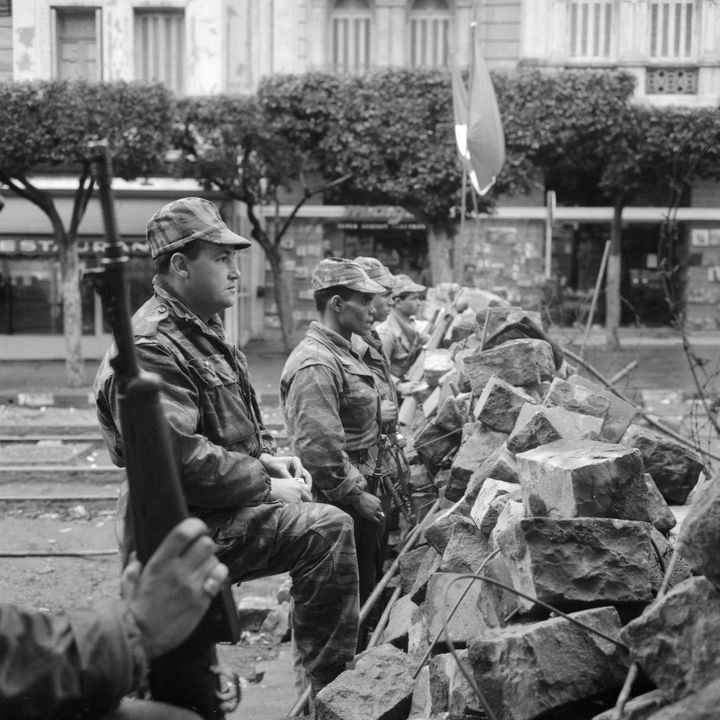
{"left": 467, "top": 607, "right": 629, "bottom": 720}
{"left": 425, "top": 572, "right": 489, "bottom": 644}
{"left": 470, "top": 478, "right": 520, "bottom": 535}
{"left": 434, "top": 392, "right": 471, "bottom": 432}
{"left": 494, "top": 517, "right": 666, "bottom": 612}
{"left": 568, "top": 374, "right": 638, "bottom": 442}
{"left": 414, "top": 419, "right": 463, "bottom": 477}
{"left": 621, "top": 424, "right": 704, "bottom": 504}
{"left": 621, "top": 576, "right": 720, "bottom": 701}
{"left": 439, "top": 515, "right": 493, "bottom": 573}
{"left": 458, "top": 338, "right": 557, "bottom": 396}
{"left": 515, "top": 439, "right": 651, "bottom": 521}
{"left": 316, "top": 643, "right": 415, "bottom": 720}
{"left": 473, "top": 375, "right": 537, "bottom": 433}
{"left": 507, "top": 404, "right": 602, "bottom": 454}
{"left": 428, "top": 650, "right": 476, "bottom": 717}
{"left": 677, "top": 473, "right": 720, "bottom": 590}
{"left": 399, "top": 545, "right": 432, "bottom": 595}
{"left": 464, "top": 444, "right": 519, "bottom": 505}
{"left": 381, "top": 594, "right": 418, "bottom": 649}
{"left": 407, "top": 601, "right": 430, "bottom": 660}
{"left": 644, "top": 678, "right": 720, "bottom": 720}
{"left": 408, "top": 546, "right": 443, "bottom": 604}
{"left": 424, "top": 498, "right": 470, "bottom": 555}
{"left": 644, "top": 473, "right": 676, "bottom": 535}
{"left": 543, "top": 377, "right": 611, "bottom": 419}
{"left": 447, "top": 422, "right": 508, "bottom": 501}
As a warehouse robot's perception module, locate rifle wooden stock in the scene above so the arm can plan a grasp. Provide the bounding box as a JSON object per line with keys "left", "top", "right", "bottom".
{"left": 88, "top": 141, "right": 240, "bottom": 720}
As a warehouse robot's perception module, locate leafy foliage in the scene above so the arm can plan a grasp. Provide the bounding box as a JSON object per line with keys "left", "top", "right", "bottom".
{"left": 0, "top": 80, "right": 173, "bottom": 179}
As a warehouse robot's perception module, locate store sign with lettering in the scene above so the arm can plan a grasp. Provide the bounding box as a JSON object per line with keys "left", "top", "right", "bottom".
{"left": 0, "top": 238, "right": 150, "bottom": 256}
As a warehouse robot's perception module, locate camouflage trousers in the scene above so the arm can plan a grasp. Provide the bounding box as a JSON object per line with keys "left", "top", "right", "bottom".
{"left": 213, "top": 501, "right": 359, "bottom": 688}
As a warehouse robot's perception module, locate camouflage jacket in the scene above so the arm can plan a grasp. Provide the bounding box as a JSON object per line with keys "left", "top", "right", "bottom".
{"left": 280, "top": 321, "right": 381, "bottom": 505}
{"left": 95, "top": 280, "right": 276, "bottom": 528}
{"left": 0, "top": 600, "right": 146, "bottom": 719}
{"left": 351, "top": 328, "right": 397, "bottom": 411}
{"left": 375, "top": 310, "right": 426, "bottom": 380}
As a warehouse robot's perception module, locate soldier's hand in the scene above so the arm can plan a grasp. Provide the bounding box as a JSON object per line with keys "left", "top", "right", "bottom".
{"left": 122, "top": 518, "right": 228, "bottom": 660}
{"left": 260, "top": 453, "right": 313, "bottom": 489}
{"left": 350, "top": 490, "right": 384, "bottom": 524}
{"left": 268, "top": 476, "right": 313, "bottom": 503}
{"left": 380, "top": 399, "right": 398, "bottom": 424}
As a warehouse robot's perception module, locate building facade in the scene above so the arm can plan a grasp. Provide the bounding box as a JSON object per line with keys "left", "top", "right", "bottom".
{"left": 1, "top": 1, "right": 720, "bottom": 357}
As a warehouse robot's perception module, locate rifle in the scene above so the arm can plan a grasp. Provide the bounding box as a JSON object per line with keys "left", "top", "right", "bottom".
{"left": 86, "top": 140, "right": 241, "bottom": 720}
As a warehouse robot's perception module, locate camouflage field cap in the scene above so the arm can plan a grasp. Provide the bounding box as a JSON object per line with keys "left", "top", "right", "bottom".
{"left": 353, "top": 256, "right": 396, "bottom": 291}
{"left": 146, "top": 197, "right": 252, "bottom": 259}
{"left": 393, "top": 273, "right": 426, "bottom": 297}
{"left": 311, "top": 257, "right": 386, "bottom": 294}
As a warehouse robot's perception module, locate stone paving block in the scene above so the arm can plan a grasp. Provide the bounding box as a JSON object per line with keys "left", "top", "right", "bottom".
{"left": 644, "top": 473, "right": 676, "bottom": 535}
{"left": 457, "top": 338, "right": 557, "bottom": 396}
{"left": 467, "top": 607, "right": 629, "bottom": 720}
{"left": 494, "top": 517, "right": 667, "bottom": 613}
{"left": 515, "top": 439, "right": 650, "bottom": 521}
{"left": 567, "top": 374, "right": 638, "bottom": 442}
{"left": 621, "top": 576, "right": 720, "bottom": 702}
{"left": 470, "top": 478, "right": 520, "bottom": 535}
{"left": 543, "top": 377, "right": 611, "bottom": 419}
{"left": 425, "top": 571, "right": 489, "bottom": 645}
{"left": 678, "top": 471, "right": 720, "bottom": 590}
{"left": 621, "top": 423, "right": 704, "bottom": 504}
{"left": 399, "top": 544, "right": 431, "bottom": 596}
{"left": 316, "top": 643, "right": 415, "bottom": 720}
{"left": 507, "top": 404, "right": 602, "bottom": 454}
{"left": 381, "top": 594, "right": 418, "bottom": 649}
{"left": 447, "top": 422, "right": 508, "bottom": 501}
{"left": 473, "top": 375, "right": 537, "bottom": 433}
{"left": 439, "top": 515, "right": 493, "bottom": 574}
{"left": 408, "top": 545, "right": 443, "bottom": 604}
{"left": 424, "top": 497, "right": 469, "bottom": 555}
{"left": 464, "top": 443, "right": 519, "bottom": 504}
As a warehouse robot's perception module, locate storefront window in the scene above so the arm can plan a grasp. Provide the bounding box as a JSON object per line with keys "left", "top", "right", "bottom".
{"left": 0, "top": 257, "right": 100, "bottom": 335}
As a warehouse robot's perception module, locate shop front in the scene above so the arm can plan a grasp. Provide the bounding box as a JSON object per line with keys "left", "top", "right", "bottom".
{"left": 0, "top": 184, "right": 264, "bottom": 359}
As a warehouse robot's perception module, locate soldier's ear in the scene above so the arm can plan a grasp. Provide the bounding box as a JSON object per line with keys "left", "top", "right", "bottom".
{"left": 328, "top": 294, "right": 344, "bottom": 313}
{"left": 169, "top": 252, "right": 190, "bottom": 277}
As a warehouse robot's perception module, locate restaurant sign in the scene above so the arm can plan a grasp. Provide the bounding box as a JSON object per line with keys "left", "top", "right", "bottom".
{"left": 0, "top": 237, "right": 150, "bottom": 256}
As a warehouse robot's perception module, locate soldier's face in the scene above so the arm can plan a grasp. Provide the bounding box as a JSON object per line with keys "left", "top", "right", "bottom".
{"left": 177, "top": 241, "right": 240, "bottom": 320}
{"left": 337, "top": 291, "right": 376, "bottom": 336}
{"left": 371, "top": 290, "right": 394, "bottom": 323}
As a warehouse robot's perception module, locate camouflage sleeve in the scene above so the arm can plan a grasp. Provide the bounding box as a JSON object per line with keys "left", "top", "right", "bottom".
{"left": 235, "top": 348, "right": 277, "bottom": 455}
{"left": 376, "top": 323, "right": 395, "bottom": 365}
{"left": 283, "top": 364, "right": 364, "bottom": 504}
{"left": 0, "top": 600, "right": 145, "bottom": 718}
{"left": 130, "top": 343, "right": 272, "bottom": 508}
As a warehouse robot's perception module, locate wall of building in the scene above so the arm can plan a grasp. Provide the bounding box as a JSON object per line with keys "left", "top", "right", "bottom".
{"left": 455, "top": 218, "right": 545, "bottom": 310}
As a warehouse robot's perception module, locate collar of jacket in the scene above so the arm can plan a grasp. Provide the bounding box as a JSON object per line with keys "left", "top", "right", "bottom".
{"left": 306, "top": 320, "right": 362, "bottom": 359}
{"left": 152, "top": 276, "right": 225, "bottom": 336}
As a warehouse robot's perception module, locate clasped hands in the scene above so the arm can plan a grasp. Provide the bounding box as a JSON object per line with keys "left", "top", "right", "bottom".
{"left": 260, "top": 453, "right": 313, "bottom": 503}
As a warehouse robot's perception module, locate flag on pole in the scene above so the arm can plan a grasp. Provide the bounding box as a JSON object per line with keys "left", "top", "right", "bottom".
{"left": 451, "top": 23, "right": 505, "bottom": 196}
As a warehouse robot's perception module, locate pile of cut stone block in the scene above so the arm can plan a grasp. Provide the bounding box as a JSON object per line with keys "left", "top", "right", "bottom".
{"left": 316, "top": 306, "right": 711, "bottom": 720}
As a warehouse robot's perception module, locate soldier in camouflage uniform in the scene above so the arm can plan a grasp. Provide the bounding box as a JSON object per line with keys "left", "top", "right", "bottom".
{"left": 376, "top": 273, "right": 429, "bottom": 386}
{"left": 94, "top": 198, "right": 359, "bottom": 695}
{"left": 280, "top": 258, "right": 389, "bottom": 647}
